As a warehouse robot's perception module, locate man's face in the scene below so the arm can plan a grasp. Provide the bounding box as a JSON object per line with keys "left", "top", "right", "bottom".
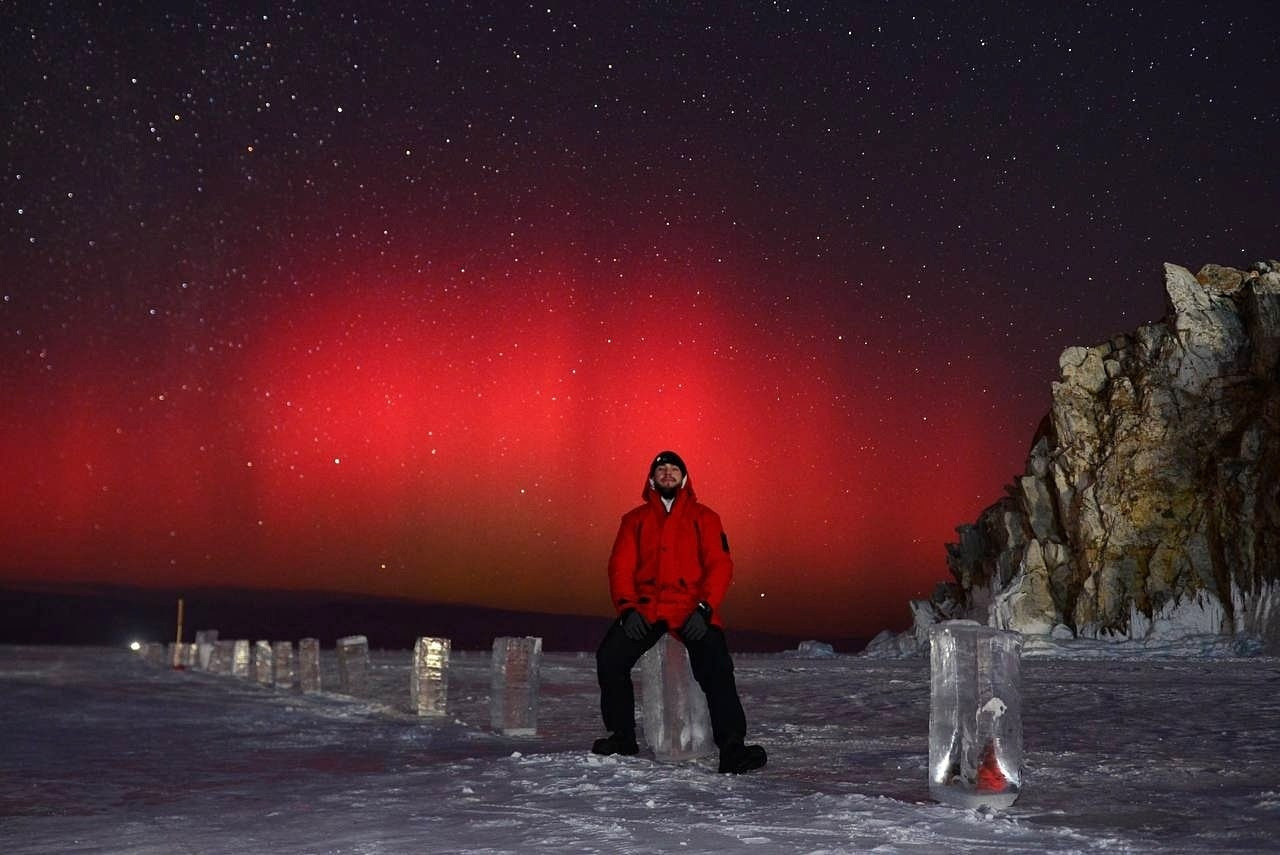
{"left": 652, "top": 463, "right": 683, "bottom": 493}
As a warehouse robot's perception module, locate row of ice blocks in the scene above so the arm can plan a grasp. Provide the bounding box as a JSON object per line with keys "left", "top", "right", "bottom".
{"left": 319, "top": 634, "right": 699, "bottom": 750}
{"left": 157, "top": 632, "right": 540, "bottom": 726}
{"left": 333, "top": 634, "right": 544, "bottom": 735}
{"left": 151, "top": 631, "right": 709, "bottom": 755}
{"left": 165, "top": 631, "right": 323, "bottom": 692}
{"left": 154, "top": 623, "right": 1025, "bottom": 799}
{"left": 407, "top": 635, "right": 544, "bottom": 735}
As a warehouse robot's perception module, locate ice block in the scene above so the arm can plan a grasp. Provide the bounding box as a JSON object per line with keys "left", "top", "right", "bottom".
{"left": 252, "top": 640, "right": 274, "bottom": 685}
{"left": 208, "top": 640, "right": 234, "bottom": 674}
{"left": 336, "top": 635, "right": 370, "bottom": 696}
{"left": 298, "top": 637, "right": 321, "bottom": 693}
{"left": 231, "top": 639, "right": 251, "bottom": 678}
{"left": 140, "top": 642, "right": 167, "bottom": 666}
{"left": 639, "top": 634, "right": 715, "bottom": 762}
{"left": 194, "top": 629, "right": 219, "bottom": 670}
{"left": 489, "top": 636, "right": 541, "bottom": 735}
{"left": 410, "top": 636, "right": 450, "bottom": 716}
{"left": 272, "top": 641, "right": 295, "bottom": 690}
{"left": 929, "top": 620, "right": 1024, "bottom": 810}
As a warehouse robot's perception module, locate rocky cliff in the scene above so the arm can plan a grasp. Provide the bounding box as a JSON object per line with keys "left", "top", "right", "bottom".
{"left": 877, "top": 261, "right": 1280, "bottom": 654}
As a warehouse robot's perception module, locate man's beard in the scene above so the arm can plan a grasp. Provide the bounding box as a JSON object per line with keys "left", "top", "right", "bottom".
{"left": 655, "top": 482, "right": 679, "bottom": 500}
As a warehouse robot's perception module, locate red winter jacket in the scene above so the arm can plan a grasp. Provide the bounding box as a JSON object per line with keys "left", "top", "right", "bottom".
{"left": 607, "top": 474, "right": 734, "bottom": 629}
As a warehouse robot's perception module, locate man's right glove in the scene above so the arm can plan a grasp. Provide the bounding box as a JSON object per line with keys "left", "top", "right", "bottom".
{"left": 619, "top": 608, "right": 650, "bottom": 641}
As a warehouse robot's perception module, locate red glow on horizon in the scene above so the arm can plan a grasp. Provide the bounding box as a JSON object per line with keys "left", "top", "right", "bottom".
{"left": 1, "top": 257, "right": 1032, "bottom": 639}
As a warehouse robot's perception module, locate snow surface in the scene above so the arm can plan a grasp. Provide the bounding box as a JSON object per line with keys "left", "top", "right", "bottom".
{"left": 3, "top": 641, "right": 1279, "bottom": 854}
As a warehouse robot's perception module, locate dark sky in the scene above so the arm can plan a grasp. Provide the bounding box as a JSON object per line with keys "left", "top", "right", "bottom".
{"left": 2, "top": 2, "right": 1276, "bottom": 639}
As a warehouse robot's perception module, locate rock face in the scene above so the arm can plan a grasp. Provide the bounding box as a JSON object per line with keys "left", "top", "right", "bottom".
{"left": 909, "top": 261, "right": 1280, "bottom": 650}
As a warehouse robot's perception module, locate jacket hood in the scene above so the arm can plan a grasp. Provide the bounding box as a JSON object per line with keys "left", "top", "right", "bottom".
{"left": 641, "top": 472, "right": 697, "bottom": 503}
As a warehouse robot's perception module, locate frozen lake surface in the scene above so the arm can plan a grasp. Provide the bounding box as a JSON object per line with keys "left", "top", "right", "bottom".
{"left": 3, "top": 641, "right": 1279, "bottom": 853}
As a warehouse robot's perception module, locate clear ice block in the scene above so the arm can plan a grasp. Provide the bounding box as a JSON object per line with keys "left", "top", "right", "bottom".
{"left": 272, "top": 641, "right": 295, "bottom": 690}
{"left": 489, "top": 636, "right": 541, "bottom": 735}
{"left": 336, "top": 635, "right": 370, "bottom": 696}
{"left": 410, "top": 636, "right": 450, "bottom": 716}
{"left": 639, "top": 634, "right": 715, "bottom": 762}
{"left": 209, "top": 640, "right": 234, "bottom": 674}
{"left": 140, "top": 642, "right": 167, "bottom": 666}
{"left": 231, "top": 640, "right": 251, "bottom": 678}
{"left": 929, "top": 620, "right": 1024, "bottom": 810}
{"left": 298, "top": 638, "right": 322, "bottom": 693}
{"left": 252, "top": 640, "right": 274, "bottom": 685}
{"left": 194, "top": 629, "right": 218, "bottom": 670}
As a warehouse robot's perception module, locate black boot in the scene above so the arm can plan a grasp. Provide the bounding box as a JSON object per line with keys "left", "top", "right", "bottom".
{"left": 718, "top": 737, "right": 767, "bottom": 774}
{"left": 591, "top": 731, "right": 639, "bottom": 756}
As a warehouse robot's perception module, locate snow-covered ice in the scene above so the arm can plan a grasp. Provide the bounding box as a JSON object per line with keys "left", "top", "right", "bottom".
{"left": 3, "top": 640, "right": 1278, "bottom": 853}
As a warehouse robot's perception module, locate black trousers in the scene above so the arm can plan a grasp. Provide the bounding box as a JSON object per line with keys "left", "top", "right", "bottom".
{"left": 595, "top": 619, "right": 748, "bottom": 749}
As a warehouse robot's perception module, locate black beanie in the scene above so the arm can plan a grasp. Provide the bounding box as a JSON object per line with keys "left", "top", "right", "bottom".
{"left": 649, "top": 450, "right": 687, "bottom": 479}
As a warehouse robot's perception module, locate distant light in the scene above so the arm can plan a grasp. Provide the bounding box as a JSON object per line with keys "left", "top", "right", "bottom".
{"left": 129, "top": 641, "right": 142, "bottom": 651}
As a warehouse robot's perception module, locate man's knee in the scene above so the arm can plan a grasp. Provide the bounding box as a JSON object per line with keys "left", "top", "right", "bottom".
{"left": 596, "top": 637, "right": 621, "bottom": 675}
{"left": 597, "top": 627, "right": 640, "bottom": 676}
{"left": 687, "top": 629, "right": 733, "bottom": 671}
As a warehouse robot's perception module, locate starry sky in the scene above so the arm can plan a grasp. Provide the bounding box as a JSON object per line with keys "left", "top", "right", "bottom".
{"left": 2, "top": 2, "right": 1277, "bottom": 641}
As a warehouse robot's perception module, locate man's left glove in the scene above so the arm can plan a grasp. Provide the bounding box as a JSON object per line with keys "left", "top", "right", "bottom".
{"left": 681, "top": 602, "right": 713, "bottom": 641}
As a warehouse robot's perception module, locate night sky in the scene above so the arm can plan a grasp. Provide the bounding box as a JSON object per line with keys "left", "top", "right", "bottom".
{"left": 3, "top": 2, "right": 1277, "bottom": 640}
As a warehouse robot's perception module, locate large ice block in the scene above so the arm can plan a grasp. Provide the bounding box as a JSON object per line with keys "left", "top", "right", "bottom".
{"left": 272, "top": 641, "right": 295, "bottom": 690}
{"left": 929, "top": 620, "right": 1024, "bottom": 810}
{"left": 298, "top": 638, "right": 321, "bottom": 693}
{"left": 336, "top": 635, "right": 370, "bottom": 696}
{"left": 489, "top": 636, "right": 541, "bottom": 735}
{"left": 410, "top": 636, "right": 450, "bottom": 716}
{"left": 639, "top": 634, "right": 715, "bottom": 762}
{"left": 252, "top": 640, "right": 274, "bottom": 685}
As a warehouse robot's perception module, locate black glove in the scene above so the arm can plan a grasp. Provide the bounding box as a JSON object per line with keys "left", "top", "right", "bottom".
{"left": 681, "top": 602, "right": 712, "bottom": 641}
{"left": 619, "top": 608, "right": 650, "bottom": 641}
